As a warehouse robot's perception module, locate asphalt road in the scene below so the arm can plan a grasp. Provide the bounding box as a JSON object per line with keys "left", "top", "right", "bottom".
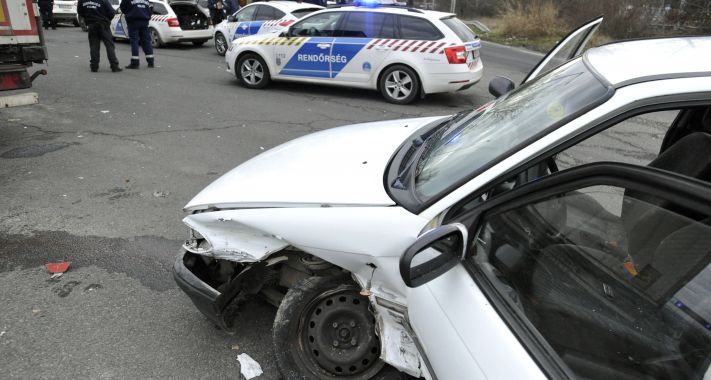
{"left": 0, "top": 26, "right": 539, "bottom": 379}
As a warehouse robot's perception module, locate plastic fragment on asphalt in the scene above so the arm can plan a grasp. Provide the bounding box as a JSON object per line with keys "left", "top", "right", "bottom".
{"left": 32, "top": 308, "right": 42, "bottom": 316}
{"left": 50, "top": 273, "right": 63, "bottom": 279}
{"left": 237, "top": 353, "right": 263, "bottom": 379}
{"left": 231, "top": 344, "right": 240, "bottom": 351}
{"left": 0, "top": 330, "right": 5, "bottom": 337}
{"left": 46, "top": 262, "right": 70, "bottom": 273}
{"left": 152, "top": 191, "right": 170, "bottom": 198}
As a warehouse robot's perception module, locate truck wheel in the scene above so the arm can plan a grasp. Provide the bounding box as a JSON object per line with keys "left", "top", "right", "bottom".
{"left": 149, "top": 28, "right": 164, "bottom": 48}
{"left": 379, "top": 65, "right": 420, "bottom": 105}
{"left": 273, "top": 276, "right": 385, "bottom": 380}
{"left": 236, "top": 53, "right": 270, "bottom": 89}
{"left": 214, "top": 32, "right": 227, "bottom": 56}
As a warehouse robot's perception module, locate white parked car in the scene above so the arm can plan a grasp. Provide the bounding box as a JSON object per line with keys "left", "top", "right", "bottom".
{"left": 175, "top": 17, "right": 711, "bottom": 380}
{"left": 110, "top": 0, "right": 213, "bottom": 47}
{"left": 224, "top": 3, "right": 482, "bottom": 104}
{"left": 52, "top": 0, "right": 82, "bottom": 26}
{"left": 213, "top": 1, "right": 323, "bottom": 56}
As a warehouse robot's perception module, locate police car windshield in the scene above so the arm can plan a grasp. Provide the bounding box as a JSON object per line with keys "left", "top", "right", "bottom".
{"left": 414, "top": 59, "right": 610, "bottom": 201}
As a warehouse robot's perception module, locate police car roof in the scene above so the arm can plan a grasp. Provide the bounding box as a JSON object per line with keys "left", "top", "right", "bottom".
{"left": 328, "top": 5, "right": 454, "bottom": 19}
{"left": 586, "top": 36, "right": 711, "bottom": 87}
{"left": 264, "top": 1, "right": 325, "bottom": 11}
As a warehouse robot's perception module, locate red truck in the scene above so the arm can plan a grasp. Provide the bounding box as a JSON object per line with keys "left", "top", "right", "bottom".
{"left": 0, "top": 0, "right": 47, "bottom": 99}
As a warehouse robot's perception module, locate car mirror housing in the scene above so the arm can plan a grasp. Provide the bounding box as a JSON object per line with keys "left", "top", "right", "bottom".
{"left": 489, "top": 76, "right": 515, "bottom": 98}
{"left": 227, "top": 15, "right": 236, "bottom": 22}
{"left": 399, "top": 224, "right": 467, "bottom": 288}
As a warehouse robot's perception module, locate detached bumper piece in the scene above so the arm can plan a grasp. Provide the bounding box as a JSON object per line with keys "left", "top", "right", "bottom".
{"left": 173, "top": 250, "right": 269, "bottom": 331}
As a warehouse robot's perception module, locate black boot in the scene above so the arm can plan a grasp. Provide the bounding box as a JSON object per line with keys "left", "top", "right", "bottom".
{"left": 125, "top": 64, "right": 139, "bottom": 69}
{"left": 91, "top": 67, "right": 98, "bottom": 72}
{"left": 111, "top": 66, "right": 123, "bottom": 72}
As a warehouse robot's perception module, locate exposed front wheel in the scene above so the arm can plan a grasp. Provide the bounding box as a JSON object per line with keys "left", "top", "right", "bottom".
{"left": 149, "top": 28, "right": 164, "bottom": 48}
{"left": 273, "top": 276, "right": 385, "bottom": 380}
{"left": 236, "top": 53, "right": 270, "bottom": 89}
{"left": 214, "top": 32, "right": 227, "bottom": 55}
{"left": 379, "top": 65, "right": 420, "bottom": 105}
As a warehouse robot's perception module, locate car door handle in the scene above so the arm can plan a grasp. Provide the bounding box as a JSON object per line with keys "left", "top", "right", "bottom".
{"left": 375, "top": 45, "right": 390, "bottom": 51}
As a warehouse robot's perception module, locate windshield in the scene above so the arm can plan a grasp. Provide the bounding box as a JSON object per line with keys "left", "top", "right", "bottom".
{"left": 441, "top": 16, "right": 477, "bottom": 42}
{"left": 414, "top": 58, "right": 610, "bottom": 202}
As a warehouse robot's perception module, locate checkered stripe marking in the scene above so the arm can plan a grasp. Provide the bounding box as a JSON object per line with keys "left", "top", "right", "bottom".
{"left": 150, "top": 15, "right": 169, "bottom": 22}
{"left": 365, "top": 39, "right": 456, "bottom": 54}
{"left": 237, "top": 37, "right": 308, "bottom": 46}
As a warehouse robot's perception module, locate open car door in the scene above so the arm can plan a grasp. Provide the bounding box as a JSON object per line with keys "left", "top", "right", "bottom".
{"left": 522, "top": 16, "right": 603, "bottom": 83}
{"left": 400, "top": 163, "right": 711, "bottom": 379}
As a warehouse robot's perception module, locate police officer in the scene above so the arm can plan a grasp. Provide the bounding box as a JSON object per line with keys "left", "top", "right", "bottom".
{"left": 120, "top": 0, "right": 154, "bottom": 69}
{"left": 78, "top": 0, "right": 122, "bottom": 72}
{"left": 38, "top": 0, "right": 56, "bottom": 30}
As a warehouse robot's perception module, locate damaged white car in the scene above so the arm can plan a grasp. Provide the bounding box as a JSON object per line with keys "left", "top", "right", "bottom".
{"left": 175, "top": 18, "right": 711, "bottom": 380}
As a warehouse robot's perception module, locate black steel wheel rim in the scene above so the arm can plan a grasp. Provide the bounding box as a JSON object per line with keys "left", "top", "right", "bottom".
{"left": 298, "top": 286, "right": 381, "bottom": 377}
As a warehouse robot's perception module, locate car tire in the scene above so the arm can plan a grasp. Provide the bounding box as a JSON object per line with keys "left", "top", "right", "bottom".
{"left": 378, "top": 65, "right": 420, "bottom": 105}
{"left": 236, "top": 53, "right": 270, "bottom": 89}
{"left": 273, "top": 276, "right": 386, "bottom": 380}
{"left": 192, "top": 40, "right": 207, "bottom": 47}
{"left": 214, "top": 32, "right": 227, "bottom": 56}
{"left": 149, "top": 27, "right": 164, "bottom": 48}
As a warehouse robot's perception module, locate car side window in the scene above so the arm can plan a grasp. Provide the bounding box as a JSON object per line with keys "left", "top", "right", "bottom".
{"left": 152, "top": 3, "right": 168, "bottom": 15}
{"left": 254, "top": 5, "right": 280, "bottom": 21}
{"left": 339, "top": 12, "right": 395, "bottom": 38}
{"left": 290, "top": 12, "right": 343, "bottom": 37}
{"left": 471, "top": 184, "right": 711, "bottom": 379}
{"left": 556, "top": 110, "right": 680, "bottom": 171}
{"left": 235, "top": 5, "right": 257, "bottom": 22}
{"left": 397, "top": 15, "right": 442, "bottom": 40}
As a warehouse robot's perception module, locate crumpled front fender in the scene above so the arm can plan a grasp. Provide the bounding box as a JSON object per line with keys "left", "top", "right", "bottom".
{"left": 183, "top": 211, "right": 289, "bottom": 262}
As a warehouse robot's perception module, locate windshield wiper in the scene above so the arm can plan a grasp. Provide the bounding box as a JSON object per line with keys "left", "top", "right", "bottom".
{"left": 391, "top": 111, "right": 470, "bottom": 190}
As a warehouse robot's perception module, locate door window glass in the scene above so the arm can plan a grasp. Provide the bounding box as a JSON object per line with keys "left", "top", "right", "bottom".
{"left": 254, "top": 5, "right": 283, "bottom": 21}
{"left": 339, "top": 12, "right": 394, "bottom": 38}
{"left": 290, "top": 12, "right": 343, "bottom": 37}
{"left": 398, "top": 15, "right": 442, "bottom": 40}
{"left": 471, "top": 184, "right": 711, "bottom": 379}
{"left": 235, "top": 5, "right": 257, "bottom": 22}
{"left": 152, "top": 3, "right": 168, "bottom": 15}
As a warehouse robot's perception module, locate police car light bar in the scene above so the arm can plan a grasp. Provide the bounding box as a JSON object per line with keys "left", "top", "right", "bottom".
{"left": 352, "top": 0, "right": 404, "bottom": 7}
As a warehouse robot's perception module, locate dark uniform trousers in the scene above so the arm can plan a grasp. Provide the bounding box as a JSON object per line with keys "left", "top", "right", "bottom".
{"left": 88, "top": 22, "right": 119, "bottom": 70}
{"left": 127, "top": 20, "right": 154, "bottom": 66}
{"left": 39, "top": 4, "right": 55, "bottom": 29}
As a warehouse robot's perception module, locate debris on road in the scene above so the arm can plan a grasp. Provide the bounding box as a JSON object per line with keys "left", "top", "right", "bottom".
{"left": 237, "top": 353, "right": 263, "bottom": 379}
{"left": 0, "top": 330, "right": 6, "bottom": 337}
{"left": 46, "top": 262, "right": 70, "bottom": 273}
{"left": 101, "top": 110, "right": 110, "bottom": 114}
{"left": 152, "top": 191, "right": 170, "bottom": 198}
{"left": 50, "top": 273, "right": 63, "bottom": 280}
{"left": 31, "top": 308, "right": 42, "bottom": 317}
{"left": 231, "top": 344, "right": 240, "bottom": 351}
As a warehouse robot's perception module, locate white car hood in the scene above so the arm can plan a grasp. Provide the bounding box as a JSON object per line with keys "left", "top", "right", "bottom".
{"left": 185, "top": 116, "right": 446, "bottom": 210}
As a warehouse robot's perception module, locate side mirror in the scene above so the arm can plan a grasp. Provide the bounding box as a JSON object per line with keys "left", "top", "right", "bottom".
{"left": 399, "top": 224, "right": 467, "bottom": 288}
{"left": 488, "top": 76, "right": 515, "bottom": 98}
{"left": 227, "top": 15, "right": 236, "bottom": 22}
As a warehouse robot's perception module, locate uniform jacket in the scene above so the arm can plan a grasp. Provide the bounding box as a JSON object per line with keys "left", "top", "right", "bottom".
{"left": 120, "top": 0, "right": 152, "bottom": 22}
{"left": 78, "top": 0, "right": 116, "bottom": 24}
{"left": 38, "top": 0, "right": 54, "bottom": 10}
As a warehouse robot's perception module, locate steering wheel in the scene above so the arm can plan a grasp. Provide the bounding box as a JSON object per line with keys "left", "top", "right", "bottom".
{"left": 308, "top": 27, "right": 320, "bottom": 36}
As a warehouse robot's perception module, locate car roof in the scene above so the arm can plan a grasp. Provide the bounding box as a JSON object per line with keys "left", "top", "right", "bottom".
{"left": 586, "top": 36, "right": 711, "bottom": 87}
{"left": 257, "top": 1, "right": 324, "bottom": 11}
{"left": 323, "top": 5, "right": 454, "bottom": 19}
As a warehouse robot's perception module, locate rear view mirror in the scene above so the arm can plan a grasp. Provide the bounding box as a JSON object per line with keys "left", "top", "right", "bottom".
{"left": 489, "top": 76, "right": 515, "bottom": 98}
{"left": 227, "top": 15, "right": 236, "bottom": 22}
{"left": 399, "top": 224, "right": 467, "bottom": 288}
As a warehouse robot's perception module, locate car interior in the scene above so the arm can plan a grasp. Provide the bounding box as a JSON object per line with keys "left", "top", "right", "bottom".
{"left": 169, "top": 2, "right": 210, "bottom": 30}
{"left": 471, "top": 106, "right": 711, "bottom": 379}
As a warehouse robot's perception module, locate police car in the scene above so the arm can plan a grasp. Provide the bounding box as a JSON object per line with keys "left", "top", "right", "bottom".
{"left": 110, "top": 0, "right": 213, "bottom": 47}
{"left": 213, "top": 1, "right": 323, "bottom": 56}
{"left": 224, "top": 2, "right": 482, "bottom": 104}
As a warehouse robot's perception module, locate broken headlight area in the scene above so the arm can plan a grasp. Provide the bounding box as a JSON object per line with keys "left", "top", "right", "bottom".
{"left": 174, "top": 249, "right": 343, "bottom": 332}
{"left": 183, "top": 228, "right": 213, "bottom": 255}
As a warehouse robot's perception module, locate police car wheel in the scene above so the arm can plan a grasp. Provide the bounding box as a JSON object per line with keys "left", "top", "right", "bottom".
{"left": 214, "top": 33, "right": 227, "bottom": 56}
{"left": 150, "top": 28, "right": 164, "bottom": 48}
{"left": 237, "top": 54, "right": 270, "bottom": 89}
{"left": 379, "top": 65, "right": 420, "bottom": 105}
